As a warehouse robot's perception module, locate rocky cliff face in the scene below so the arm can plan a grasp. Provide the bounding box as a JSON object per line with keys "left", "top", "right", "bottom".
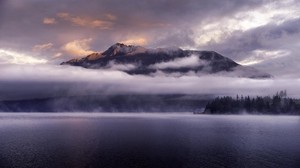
{"left": 61, "top": 43, "right": 271, "bottom": 78}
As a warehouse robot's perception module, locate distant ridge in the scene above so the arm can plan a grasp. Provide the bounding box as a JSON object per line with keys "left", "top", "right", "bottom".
{"left": 61, "top": 43, "right": 272, "bottom": 78}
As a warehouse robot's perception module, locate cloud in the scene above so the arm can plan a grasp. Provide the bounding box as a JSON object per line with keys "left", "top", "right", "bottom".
{"left": 43, "top": 17, "right": 56, "bottom": 25}
{"left": 194, "top": 1, "right": 300, "bottom": 47}
{"left": 32, "top": 43, "right": 54, "bottom": 52}
{"left": 200, "top": 17, "right": 300, "bottom": 76}
{"left": 57, "top": 12, "right": 113, "bottom": 29}
{"left": 205, "top": 18, "right": 300, "bottom": 58}
{"left": 153, "top": 28, "right": 196, "bottom": 48}
{"left": 105, "top": 13, "right": 117, "bottom": 21}
{"left": 0, "top": 64, "right": 300, "bottom": 101}
{"left": 150, "top": 55, "right": 206, "bottom": 69}
{"left": 62, "top": 38, "right": 95, "bottom": 57}
{"left": 1, "top": 0, "right": 300, "bottom": 77}
{"left": 0, "top": 49, "right": 48, "bottom": 64}
{"left": 238, "top": 49, "right": 290, "bottom": 65}
{"left": 53, "top": 52, "right": 63, "bottom": 59}
{"left": 105, "top": 61, "right": 137, "bottom": 71}
{"left": 56, "top": 12, "right": 70, "bottom": 19}
{"left": 120, "top": 37, "right": 147, "bottom": 46}
{"left": 253, "top": 55, "right": 300, "bottom": 78}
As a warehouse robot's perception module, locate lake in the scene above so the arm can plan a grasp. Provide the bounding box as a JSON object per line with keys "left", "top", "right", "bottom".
{"left": 0, "top": 113, "right": 299, "bottom": 168}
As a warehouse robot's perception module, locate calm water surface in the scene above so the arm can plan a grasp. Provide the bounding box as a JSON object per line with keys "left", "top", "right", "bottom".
{"left": 0, "top": 113, "right": 299, "bottom": 168}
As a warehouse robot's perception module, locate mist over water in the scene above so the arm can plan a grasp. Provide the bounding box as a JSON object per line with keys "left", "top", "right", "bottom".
{"left": 1, "top": 64, "right": 300, "bottom": 101}
{"left": 0, "top": 113, "right": 299, "bottom": 168}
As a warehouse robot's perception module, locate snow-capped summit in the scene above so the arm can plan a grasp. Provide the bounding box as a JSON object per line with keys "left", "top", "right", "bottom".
{"left": 102, "top": 43, "right": 147, "bottom": 57}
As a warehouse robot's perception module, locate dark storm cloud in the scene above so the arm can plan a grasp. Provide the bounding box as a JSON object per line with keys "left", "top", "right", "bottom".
{"left": 153, "top": 28, "right": 196, "bottom": 48}
{"left": 198, "top": 16, "right": 300, "bottom": 76}
{"left": 205, "top": 18, "right": 300, "bottom": 60}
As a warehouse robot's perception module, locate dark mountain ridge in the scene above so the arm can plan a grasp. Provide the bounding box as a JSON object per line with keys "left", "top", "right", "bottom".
{"left": 61, "top": 43, "right": 271, "bottom": 78}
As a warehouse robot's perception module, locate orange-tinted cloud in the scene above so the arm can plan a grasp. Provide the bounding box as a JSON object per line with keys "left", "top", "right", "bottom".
{"left": 62, "top": 38, "right": 95, "bottom": 57}
{"left": 57, "top": 12, "right": 70, "bottom": 19}
{"left": 52, "top": 52, "right": 62, "bottom": 59}
{"left": 33, "top": 43, "right": 54, "bottom": 52}
{"left": 57, "top": 12, "right": 113, "bottom": 29}
{"left": 105, "top": 13, "right": 117, "bottom": 21}
{"left": 120, "top": 37, "right": 148, "bottom": 46}
{"left": 43, "top": 17, "right": 56, "bottom": 24}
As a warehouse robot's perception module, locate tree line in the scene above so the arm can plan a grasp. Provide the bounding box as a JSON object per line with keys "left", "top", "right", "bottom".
{"left": 203, "top": 90, "right": 300, "bottom": 115}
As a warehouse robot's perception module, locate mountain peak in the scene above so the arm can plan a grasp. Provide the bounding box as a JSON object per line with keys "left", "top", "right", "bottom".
{"left": 102, "top": 43, "right": 147, "bottom": 57}
{"left": 61, "top": 43, "right": 272, "bottom": 79}
{"left": 113, "top": 42, "right": 128, "bottom": 47}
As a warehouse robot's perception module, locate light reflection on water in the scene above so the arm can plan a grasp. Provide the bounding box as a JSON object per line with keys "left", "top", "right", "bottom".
{"left": 0, "top": 113, "right": 299, "bottom": 168}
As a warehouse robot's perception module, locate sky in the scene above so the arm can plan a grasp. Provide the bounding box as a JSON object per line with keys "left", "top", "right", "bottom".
{"left": 0, "top": 0, "right": 300, "bottom": 100}
{"left": 0, "top": 0, "right": 300, "bottom": 77}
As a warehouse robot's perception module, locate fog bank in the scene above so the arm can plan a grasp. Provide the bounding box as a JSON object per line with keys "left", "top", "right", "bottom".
{"left": 0, "top": 64, "right": 299, "bottom": 100}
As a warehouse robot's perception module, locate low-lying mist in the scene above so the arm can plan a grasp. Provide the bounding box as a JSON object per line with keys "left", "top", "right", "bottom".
{"left": 0, "top": 64, "right": 299, "bottom": 101}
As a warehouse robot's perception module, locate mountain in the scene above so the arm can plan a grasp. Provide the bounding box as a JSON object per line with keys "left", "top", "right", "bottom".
{"left": 61, "top": 43, "right": 271, "bottom": 78}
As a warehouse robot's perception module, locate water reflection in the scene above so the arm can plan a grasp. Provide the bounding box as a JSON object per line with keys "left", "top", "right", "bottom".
{"left": 0, "top": 113, "right": 299, "bottom": 168}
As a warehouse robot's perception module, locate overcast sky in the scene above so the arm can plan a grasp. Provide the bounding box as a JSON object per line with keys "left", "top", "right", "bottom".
{"left": 0, "top": 0, "right": 300, "bottom": 77}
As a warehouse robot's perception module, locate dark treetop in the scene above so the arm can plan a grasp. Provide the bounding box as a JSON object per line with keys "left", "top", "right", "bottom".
{"left": 203, "top": 91, "right": 300, "bottom": 115}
